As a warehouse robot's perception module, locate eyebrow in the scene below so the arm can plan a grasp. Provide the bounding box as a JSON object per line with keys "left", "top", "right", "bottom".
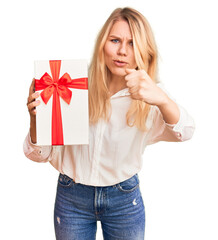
{"left": 109, "top": 34, "right": 133, "bottom": 41}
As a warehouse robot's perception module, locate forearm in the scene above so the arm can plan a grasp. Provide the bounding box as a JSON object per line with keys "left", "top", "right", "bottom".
{"left": 30, "top": 116, "right": 37, "bottom": 144}
{"left": 157, "top": 95, "right": 180, "bottom": 125}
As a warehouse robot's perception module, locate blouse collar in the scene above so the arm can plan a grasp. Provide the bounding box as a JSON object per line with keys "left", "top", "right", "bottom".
{"left": 110, "top": 88, "right": 130, "bottom": 99}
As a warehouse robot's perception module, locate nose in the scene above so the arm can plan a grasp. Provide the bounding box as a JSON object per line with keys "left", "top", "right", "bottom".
{"left": 117, "top": 42, "right": 127, "bottom": 56}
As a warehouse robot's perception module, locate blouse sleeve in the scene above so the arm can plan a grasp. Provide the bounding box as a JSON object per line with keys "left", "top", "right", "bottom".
{"left": 146, "top": 104, "right": 195, "bottom": 145}
{"left": 23, "top": 131, "right": 53, "bottom": 163}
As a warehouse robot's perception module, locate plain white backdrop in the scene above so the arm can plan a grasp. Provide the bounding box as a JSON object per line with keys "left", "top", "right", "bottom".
{"left": 0, "top": 0, "right": 217, "bottom": 239}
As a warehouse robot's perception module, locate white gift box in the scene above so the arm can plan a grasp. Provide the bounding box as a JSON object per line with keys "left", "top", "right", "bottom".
{"left": 34, "top": 59, "right": 89, "bottom": 146}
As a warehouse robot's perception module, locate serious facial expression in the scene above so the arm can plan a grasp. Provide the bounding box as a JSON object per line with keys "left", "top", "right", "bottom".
{"left": 104, "top": 20, "right": 137, "bottom": 80}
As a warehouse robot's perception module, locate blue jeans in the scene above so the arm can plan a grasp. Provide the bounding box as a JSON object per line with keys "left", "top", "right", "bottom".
{"left": 54, "top": 173, "right": 145, "bottom": 240}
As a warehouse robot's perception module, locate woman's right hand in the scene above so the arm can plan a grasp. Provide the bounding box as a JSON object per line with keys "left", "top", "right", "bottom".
{"left": 27, "top": 78, "right": 40, "bottom": 143}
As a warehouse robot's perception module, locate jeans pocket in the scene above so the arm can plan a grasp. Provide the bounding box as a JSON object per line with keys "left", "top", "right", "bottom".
{"left": 58, "top": 173, "right": 74, "bottom": 188}
{"left": 116, "top": 174, "right": 139, "bottom": 193}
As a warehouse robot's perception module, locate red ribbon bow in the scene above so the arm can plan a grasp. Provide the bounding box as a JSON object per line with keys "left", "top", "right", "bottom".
{"left": 35, "top": 60, "right": 88, "bottom": 145}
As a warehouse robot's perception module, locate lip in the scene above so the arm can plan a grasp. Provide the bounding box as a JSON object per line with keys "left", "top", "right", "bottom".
{"left": 113, "top": 60, "right": 128, "bottom": 67}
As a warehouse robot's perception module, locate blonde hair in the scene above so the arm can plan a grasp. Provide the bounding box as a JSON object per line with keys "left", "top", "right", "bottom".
{"left": 89, "top": 7, "right": 159, "bottom": 131}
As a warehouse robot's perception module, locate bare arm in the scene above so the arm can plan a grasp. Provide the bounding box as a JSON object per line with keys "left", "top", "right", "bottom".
{"left": 156, "top": 90, "right": 180, "bottom": 125}
{"left": 26, "top": 78, "right": 40, "bottom": 143}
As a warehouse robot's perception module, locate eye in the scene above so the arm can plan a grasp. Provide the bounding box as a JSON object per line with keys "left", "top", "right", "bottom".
{"left": 111, "top": 39, "right": 119, "bottom": 43}
{"left": 129, "top": 41, "right": 133, "bottom": 46}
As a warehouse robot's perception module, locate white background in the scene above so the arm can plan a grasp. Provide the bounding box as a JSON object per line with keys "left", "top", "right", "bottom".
{"left": 0, "top": 0, "right": 217, "bottom": 239}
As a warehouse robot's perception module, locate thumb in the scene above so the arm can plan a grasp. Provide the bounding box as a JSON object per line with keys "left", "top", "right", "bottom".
{"left": 125, "top": 68, "right": 136, "bottom": 74}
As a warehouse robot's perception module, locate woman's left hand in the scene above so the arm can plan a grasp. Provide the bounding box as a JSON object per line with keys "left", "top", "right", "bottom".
{"left": 125, "top": 68, "right": 168, "bottom": 106}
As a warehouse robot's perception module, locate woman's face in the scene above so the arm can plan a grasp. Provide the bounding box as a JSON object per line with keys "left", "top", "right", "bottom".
{"left": 104, "top": 20, "right": 137, "bottom": 80}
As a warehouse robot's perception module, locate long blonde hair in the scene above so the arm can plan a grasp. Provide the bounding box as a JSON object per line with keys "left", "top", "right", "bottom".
{"left": 89, "top": 7, "right": 159, "bottom": 131}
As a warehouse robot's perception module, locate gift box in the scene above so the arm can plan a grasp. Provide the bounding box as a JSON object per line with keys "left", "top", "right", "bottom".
{"left": 34, "top": 59, "right": 89, "bottom": 146}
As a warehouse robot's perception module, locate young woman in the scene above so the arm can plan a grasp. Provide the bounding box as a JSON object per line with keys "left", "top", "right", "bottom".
{"left": 24, "top": 7, "right": 195, "bottom": 240}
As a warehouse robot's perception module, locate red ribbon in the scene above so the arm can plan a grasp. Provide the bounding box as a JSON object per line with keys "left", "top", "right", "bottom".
{"left": 35, "top": 60, "right": 88, "bottom": 145}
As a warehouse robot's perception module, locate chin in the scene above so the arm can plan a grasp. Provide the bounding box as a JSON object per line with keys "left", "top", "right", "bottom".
{"left": 111, "top": 68, "right": 126, "bottom": 77}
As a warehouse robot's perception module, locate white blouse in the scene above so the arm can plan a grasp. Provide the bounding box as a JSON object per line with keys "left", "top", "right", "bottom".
{"left": 23, "top": 85, "right": 195, "bottom": 186}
